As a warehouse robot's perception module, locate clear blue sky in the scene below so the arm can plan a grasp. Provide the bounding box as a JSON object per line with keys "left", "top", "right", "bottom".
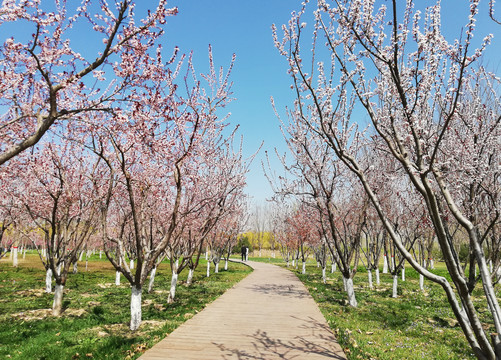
{"left": 158, "top": 0, "right": 501, "bottom": 206}
{"left": 160, "top": 0, "right": 299, "bottom": 206}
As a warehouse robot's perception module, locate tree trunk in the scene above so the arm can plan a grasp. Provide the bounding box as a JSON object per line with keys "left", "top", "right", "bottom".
{"left": 187, "top": 268, "right": 194, "bottom": 286}
{"left": 73, "top": 262, "right": 78, "bottom": 274}
{"left": 52, "top": 284, "right": 64, "bottom": 316}
{"left": 130, "top": 259, "right": 134, "bottom": 270}
{"left": 302, "top": 261, "right": 306, "bottom": 274}
{"left": 130, "top": 285, "right": 142, "bottom": 331}
{"left": 224, "top": 259, "right": 228, "bottom": 271}
{"left": 331, "top": 263, "right": 335, "bottom": 273}
{"left": 79, "top": 251, "right": 84, "bottom": 262}
{"left": 115, "top": 271, "right": 121, "bottom": 286}
{"left": 292, "top": 259, "right": 295, "bottom": 268}
{"left": 12, "top": 247, "right": 18, "bottom": 267}
{"left": 392, "top": 274, "right": 398, "bottom": 298}
{"left": 368, "top": 269, "right": 373, "bottom": 290}
{"left": 45, "top": 268, "right": 52, "bottom": 293}
{"left": 383, "top": 255, "right": 388, "bottom": 273}
{"left": 167, "top": 272, "right": 178, "bottom": 303}
{"left": 215, "top": 262, "right": 219, "bottom": 274}
{"left": 148, "top": 267, "right": 157, "bottom": 293}
{"left": 206, "top": 261, "right": 210, "bottom": 278}
{"left": 99, "top": 250, "right": 102, "bottom": 259}
{"left": 375, "top": 268, "right": 380, "bottom": 285}
{"left": 419, "top": 274, "right": 424, "bottom": 290}
{"left": 23, "top": 248, "right": 26, "bottom": 259}
{"left": 401, "top": 267, "right": 405, "bottom": 282}
{"left": 344, "top": 277, "right": 357, "bottom": 307}
{"left": 322, "top": 266, "right": 326, "bottom": 284}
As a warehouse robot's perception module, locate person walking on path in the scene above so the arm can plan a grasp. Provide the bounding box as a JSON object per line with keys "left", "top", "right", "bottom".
{"left": 241, "top": 246, "right": 246, "bottom": 261}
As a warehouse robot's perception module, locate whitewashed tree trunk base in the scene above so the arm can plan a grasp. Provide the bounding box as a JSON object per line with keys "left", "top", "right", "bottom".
{"left": 322, "top": 267, "right": 326, "bottom": 284}
{"left": 215, "top": 263, "right": 219, "bottom": 274}
{"left": 302, "top": 262, "right": 306, "bottom": 275}
{"left": 115, "top": 271, "right": 121, "bottom": 286}
{"left": 375, "top": 268, "right": 380, "bottom": 285}
{"left": 168, "top": 273, "right": 178, "bottom": 304}
{"left": 52, "top": 284, "right": 64, "bottom": 316}
{"left": 187, "top": 268, "right": 194, "bottom": 286}
{"left": 206, "top": 261, "right": 210, "bottom": 278}
{"left": 419, "top": 274, "right": 424, "bottom": 290}
{"left": 224, "top": 259, "right": 228, "bottom": 271}
{"left": 402, "top": 267, "right": 405, "bottom": 282}
{"left": 130, "top": 286, "right": 142, "bottom": 331}
{"left": 345, "top": 277, "right": 357, "bottom": 307}
{"left": 45, "top": 268, "right": 52, "bottom": 293}
{"left": 368, "top": 269, "right": 373, "bottom": 290}
{"left": 392, "top": 274, "right": 398, "bottom": 298}
{"left": 12, "top": 247, "right": 18, "bottom": 267}
{"left": 383, "top": 255, "right": 388, "bottom": 273}
{"left": 148, "top": 267, "right": 157, "bottom": 293}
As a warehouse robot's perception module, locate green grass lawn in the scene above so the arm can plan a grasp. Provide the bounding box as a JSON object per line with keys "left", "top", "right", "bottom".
{"left": 271, "top": 258, "right": 499, "bottom": 360}
{"left": 0, "top": 254, "right": 251, "bottom": 359}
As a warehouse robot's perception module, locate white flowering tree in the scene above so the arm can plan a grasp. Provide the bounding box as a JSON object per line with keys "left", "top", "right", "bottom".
{"left": 274, "top": 0, "right": 501, "bottom": 358}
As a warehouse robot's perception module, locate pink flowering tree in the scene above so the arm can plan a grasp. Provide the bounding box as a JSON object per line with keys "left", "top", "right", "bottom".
{"left": 0, "top": 0, "right": 176, "bottom": 166}
{"left": 89, "top": 45, "right": 235, "bottom": 330}
{"left": 2, "top": 140, "right": 99, "bottom": 315}
{"left": 274, "top": 0, "right": 501, "bottom": 357}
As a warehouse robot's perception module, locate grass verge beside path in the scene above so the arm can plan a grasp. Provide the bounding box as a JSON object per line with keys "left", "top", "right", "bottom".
{"left": 0, "top": 254, "right": 251, "bottom": 360}
{"left": 276, "top": 260, "right": 491, "bottom": 360}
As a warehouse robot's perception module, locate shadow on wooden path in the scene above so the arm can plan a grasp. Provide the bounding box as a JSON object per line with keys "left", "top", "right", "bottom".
{"left": 139, "top": 261, "right": 346, "bottom": 359}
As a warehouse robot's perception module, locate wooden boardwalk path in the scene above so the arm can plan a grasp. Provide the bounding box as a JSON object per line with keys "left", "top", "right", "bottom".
{"left": 139, "top": 261, "right": 346, "bottom": 360}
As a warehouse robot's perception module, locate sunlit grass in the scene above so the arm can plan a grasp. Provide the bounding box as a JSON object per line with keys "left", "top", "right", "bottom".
{"left": 0, "top": 253, "right": 251, "bottom": 359}
{"left": 274, "top": 258, "right": 485, "bottom": 360}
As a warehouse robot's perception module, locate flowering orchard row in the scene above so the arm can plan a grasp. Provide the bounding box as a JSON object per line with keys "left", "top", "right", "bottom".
{"left": 267, "top": 1, "right": 501, "bottom": 360}
{"left": 0, "top": 1, "right": 251, "bottom": 331}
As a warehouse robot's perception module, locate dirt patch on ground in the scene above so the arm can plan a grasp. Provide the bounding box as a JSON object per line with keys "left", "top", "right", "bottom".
{"left": 16, "top": 288, "right": 46, "bottom": 297}
{"left": 89, "top": 320, "right": 167, "bottom": 338}
{"left": 81, "top": 293, "right": 99, "bottom": 298}
{"left": 11, "top": 308, "right": 87, "bottom": 321}
{"left": 97, "top": 283, "right": 115, "bottom": 289}
{"left": 152, "top": 290, "right": 168, "bottom": 294}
